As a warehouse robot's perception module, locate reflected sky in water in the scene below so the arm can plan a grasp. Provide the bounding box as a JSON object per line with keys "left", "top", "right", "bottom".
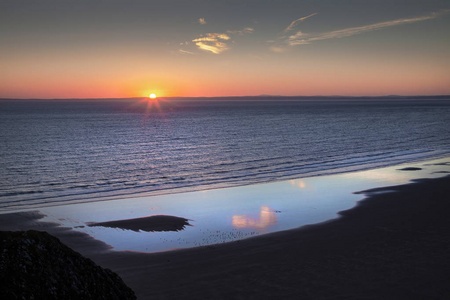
{"left": 232, "top": 206, "right": 279, "bottom": 230}
{"left": 40, "top": 157, "right": 450, "bottom": 252}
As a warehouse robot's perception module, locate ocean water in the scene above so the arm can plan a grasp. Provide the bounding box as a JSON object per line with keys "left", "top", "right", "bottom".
{"left": 1, "top": 97, "right": 450, "bottom": 211}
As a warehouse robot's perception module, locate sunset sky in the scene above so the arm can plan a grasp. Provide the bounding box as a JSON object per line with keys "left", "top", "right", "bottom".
{"left": 1, "top": 0, "right": 449, "bottom": 98}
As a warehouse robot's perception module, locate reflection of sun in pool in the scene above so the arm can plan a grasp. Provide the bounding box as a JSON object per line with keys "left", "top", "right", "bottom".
{"left": 149, "top": 93, "right": 156, "bottom": 99}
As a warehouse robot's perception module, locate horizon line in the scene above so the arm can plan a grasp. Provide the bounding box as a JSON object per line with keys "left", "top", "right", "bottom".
{"left": 1, "top": 94, "right": 450, "bottom": 101}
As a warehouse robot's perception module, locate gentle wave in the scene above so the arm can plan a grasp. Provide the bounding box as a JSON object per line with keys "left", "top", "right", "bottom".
{"left": 1, "top": 98, "right": 450, "bottom": 210}
{"left": 1, "top": 149, "right": 449, "bottom": 210}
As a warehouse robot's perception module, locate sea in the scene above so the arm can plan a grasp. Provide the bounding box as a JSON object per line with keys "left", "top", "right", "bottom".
{"left": 1, "top": 97, "right": 450, "bottom": 211}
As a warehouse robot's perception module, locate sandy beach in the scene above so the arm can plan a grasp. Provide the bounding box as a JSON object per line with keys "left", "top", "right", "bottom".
{"left": 2, "top": 165, "right": 450, "bottom": 299}
{"left": 90, "top": 175, "right": 450, "bottom": 299}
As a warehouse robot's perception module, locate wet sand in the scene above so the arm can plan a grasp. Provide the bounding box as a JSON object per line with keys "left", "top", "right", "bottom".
{"left": 2, "top": 175, "right": 450, "bottom": 299}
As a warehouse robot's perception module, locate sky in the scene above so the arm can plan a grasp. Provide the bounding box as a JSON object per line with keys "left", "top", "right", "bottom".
{"left": 1, "top": 0, "right": 450, "bottom": 98}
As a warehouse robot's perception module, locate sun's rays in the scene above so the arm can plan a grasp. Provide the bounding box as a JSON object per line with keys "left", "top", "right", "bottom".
{"left": 128, "top": 95, "right": 166, "bottom": 119}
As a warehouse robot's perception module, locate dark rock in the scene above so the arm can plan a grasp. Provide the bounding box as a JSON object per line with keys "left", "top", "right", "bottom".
{"left": 397, "top": 167, "right": 422, "bottom": 171}
{"left": 88, "top": 215, "right": 191, "bottom": 232}
{"left": 0, "top": 230, "right": 136, "bottom": 300}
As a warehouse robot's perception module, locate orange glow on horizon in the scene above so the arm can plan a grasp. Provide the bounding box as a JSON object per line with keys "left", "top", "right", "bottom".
{"left": 2, "top": 62, "right": 450, "bottom": 99}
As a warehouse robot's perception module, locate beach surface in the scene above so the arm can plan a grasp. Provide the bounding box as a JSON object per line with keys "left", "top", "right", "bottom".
{"left": 1, "top": 160, "right": 450, "bottom": 299}
{"left": 90, "top": 174, "right": 450, "bottom": 299}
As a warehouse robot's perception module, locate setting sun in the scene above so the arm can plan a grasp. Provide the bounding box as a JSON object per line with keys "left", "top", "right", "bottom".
{"left": 149, "top": 93, "right": 156, "bottom": 99}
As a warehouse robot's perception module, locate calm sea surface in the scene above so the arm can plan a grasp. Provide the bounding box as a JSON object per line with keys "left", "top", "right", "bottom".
{"left": 1, "top": 98, "right": 449, "bottom": 211}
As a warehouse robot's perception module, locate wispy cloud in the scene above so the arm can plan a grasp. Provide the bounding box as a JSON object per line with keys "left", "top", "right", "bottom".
{"left": 288, "top": 10, "right": 448, "bottom": 46}
{"left": 283, "top": 13, "right": 317, "bottom": 33}
{"left": 178, "top": 49, "right": 195, "bottom": 55}
{"left": 198, "top": 18, "right": 207, "bottom": 25}
{"left": 227, "top": 27, "right": 254, "bottom": 35}
{"left": 188, "top": 27, "right": 254, "bottom": 54}
{"left": 192, "top": 33, "right": 231, "bottom": 54}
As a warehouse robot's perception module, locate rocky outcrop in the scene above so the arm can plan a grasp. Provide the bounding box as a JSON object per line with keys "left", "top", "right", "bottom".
{"left": 0, "top": 230, "right": 136, "bottom": 300}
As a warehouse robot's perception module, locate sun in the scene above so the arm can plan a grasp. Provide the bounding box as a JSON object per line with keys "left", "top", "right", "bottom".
{"left": 149, "top": 93, "right": 157, "bottom": 99}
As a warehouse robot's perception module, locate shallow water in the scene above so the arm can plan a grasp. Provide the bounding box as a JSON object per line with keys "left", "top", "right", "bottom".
{"left": 39, "top": 157, "right": 450, "bottom": 252}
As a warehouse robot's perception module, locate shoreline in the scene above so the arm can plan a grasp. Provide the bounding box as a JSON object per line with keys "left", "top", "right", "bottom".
{"left": 95, "top": 174, "right": 450, "bottom": 299}
{"left": 3, "top": 172, "right": 448, "bottom": 298}
{"left": 2, "top": 151, "right": 449, "bottom": 214}
{"left": 31, "top": 156, "right": 450, "bottom": 253}
{"left": 1, "top": 157, "right": 450, "bottom": 298}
